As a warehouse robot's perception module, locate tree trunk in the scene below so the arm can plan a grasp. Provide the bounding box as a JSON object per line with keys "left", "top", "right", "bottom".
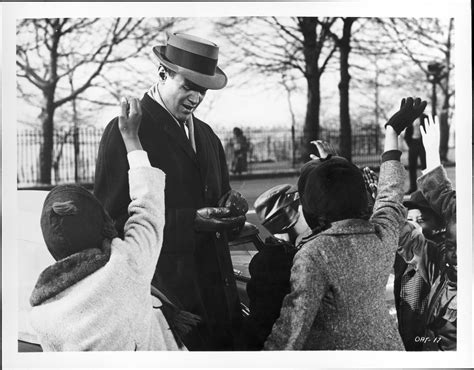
{"left": 300, "top": 17, "right": 321, "bottom": 161}
{"left": 39, "top": 19, "right": 61, "bottom": 184}
{"left": 439, "top": 93, "right": 450, "bottom": 162}
{"left": 338, "top": 18, "right": 355, "bottom": 161}
{"left": 39, "top": 94, "right": 55, "bottom": 184}
{"left": 439, "top": 18, "right": 453, "bottom": 162}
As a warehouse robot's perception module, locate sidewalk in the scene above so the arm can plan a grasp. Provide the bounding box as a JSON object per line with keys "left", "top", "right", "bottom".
{"left": 230, "top": 149, "right": 456, "bottom": 181}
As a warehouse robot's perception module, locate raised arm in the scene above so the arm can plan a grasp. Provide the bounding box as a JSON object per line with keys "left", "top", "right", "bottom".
{"left": 417, "top": 115, "right": 456, "bottom": 222}
{"left": 371, "top": 98, "right": 427, "bottom": 244}
{"left": 117, "top": 97, "right": 166, "bottom": 274}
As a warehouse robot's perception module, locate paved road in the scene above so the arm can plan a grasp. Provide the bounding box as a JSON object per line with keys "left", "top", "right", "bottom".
{"left": 231, "top": 165, "right": 456, "bottom": 237}
{"left": 232, "top": 165, "right": 456, "bottom": 210}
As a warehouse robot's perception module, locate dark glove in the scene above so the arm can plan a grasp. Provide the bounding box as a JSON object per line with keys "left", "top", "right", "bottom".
{"left": 218, "top": 189, "right": 249, "bottom": 216}
{"left": 385, "top": 97, "right": 428, "bottom": 135}
{"left": 195, "top": 207, "right": 246, "bottom": 232}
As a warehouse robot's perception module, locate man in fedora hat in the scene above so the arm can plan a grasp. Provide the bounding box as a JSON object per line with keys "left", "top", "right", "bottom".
{"left": 94, "top": 33, "right": 248, "bottom": 350}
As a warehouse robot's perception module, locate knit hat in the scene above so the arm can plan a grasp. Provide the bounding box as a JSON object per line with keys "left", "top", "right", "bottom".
{"left": 40, "top": 185, "right": 117, "bottom": 261}
{"left": 254, "top": 184, "right": 300, "bottom": 234}
{"left": 297, "top": 156, "right": 368, "bottom": 230}
{"left": 403, "top": 190, "right": 433, "bottom": 212}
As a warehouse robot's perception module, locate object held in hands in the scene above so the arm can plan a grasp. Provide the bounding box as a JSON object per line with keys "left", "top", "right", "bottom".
{"left": 195, "top": 207, "right": 246, "bottom": 232}
{"left": 218, "top": 189, "right": 249, "bottom": 216}
{"left": 384, "top": 97, "right": 428, "bottom": 135}
{"left": 309, "top": 140, "right": 338, "bottom": 161}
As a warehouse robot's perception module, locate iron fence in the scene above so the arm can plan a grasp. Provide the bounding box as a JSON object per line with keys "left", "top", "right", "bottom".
{"left": 17, "top": 125, "right": 383, "bottom": 187}
{"left": 217, "top": 125, "right": 383, "bottom": 171}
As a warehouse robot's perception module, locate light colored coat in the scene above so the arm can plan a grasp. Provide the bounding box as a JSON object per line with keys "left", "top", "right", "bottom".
{"left": 30, "top": 167, "right": 184, "bottom": 351}
{"left": 265, "top": 159, "right": 406, "bottom": 350}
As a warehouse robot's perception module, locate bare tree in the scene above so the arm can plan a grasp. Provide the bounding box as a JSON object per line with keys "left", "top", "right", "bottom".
{"left": 376, "top": 18, "right": 455, "bottom": 162}
{"left": 215, "top": 16, "right": 338, "bottom": 161}
{"left": 319, "top": 17, "right": 358, "bottom": 160}
{"left": 16, "top": 17, "right": 175, "bottom": 184}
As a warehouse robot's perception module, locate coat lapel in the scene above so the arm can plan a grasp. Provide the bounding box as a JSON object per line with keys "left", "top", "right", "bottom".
{"left": 192, "top": 120, "right": 209, "bottom": 187}
{"left": 141, "top": 94, "right": 199, "bottom": 168}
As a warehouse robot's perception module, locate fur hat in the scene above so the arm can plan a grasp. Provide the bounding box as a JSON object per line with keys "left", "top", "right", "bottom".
{"left": 403, "top": 190, "right": 433, "bottom": 213}
{"left": 254, "top": 184, "right": 300, "bottom": 234}
{"left": 40, "top": 185, "right": 117, "bottom": 261}
{"left": 298, "top": 156, "right": 368, "bottom": 230}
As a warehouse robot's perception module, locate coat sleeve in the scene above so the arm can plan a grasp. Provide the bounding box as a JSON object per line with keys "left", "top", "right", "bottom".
{"left": 94, "top": 118, "right": 130, "bottom": 235}
{"left": 397, "top": 221, "right": 440, "bottom": 285}
{"left": 122, "top": 167, "right": 166, "bottom": 276}
{"left": 370, "top": 158, "right": 407, "bottom": 249}
{"left": 417, "top": 166, "right": 456, "bottom": 225}
{"left": 264, "top": 245, "right": 328, "bottom": 350}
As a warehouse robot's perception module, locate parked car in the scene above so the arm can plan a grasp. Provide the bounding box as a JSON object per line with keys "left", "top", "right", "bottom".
{"left": 17, "top": 190, "right": 396, "bottom": 351}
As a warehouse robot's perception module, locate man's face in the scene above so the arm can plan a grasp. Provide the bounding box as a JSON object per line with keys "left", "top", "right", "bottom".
{"left": 160, "top": 72, "right": 207, "bottom": 122}
{"left": 407, "top": 208, "right": 443, "bottom": 240}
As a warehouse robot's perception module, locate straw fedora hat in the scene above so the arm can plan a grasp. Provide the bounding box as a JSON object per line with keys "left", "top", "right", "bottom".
{"left": 152, "top": 33, "right": 227, "bottom": 90}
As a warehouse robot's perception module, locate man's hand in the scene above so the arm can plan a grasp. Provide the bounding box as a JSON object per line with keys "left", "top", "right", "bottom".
{"left": 385, "top": 97, "right": 428, "bottom": 135}
{"left": 218, "top": 190, "right": 249, "bottom": 216}
{"left": 309, "top": 140, "right": 338, "bottom": 160}
{"left": 195, "top": 207, "right": 246, "bottom": 232}
{"left": 118, "top": 97, "right": 143, "bottom": 153}
{"left": 421, "top": 114, "right": 442, "bottom": 171}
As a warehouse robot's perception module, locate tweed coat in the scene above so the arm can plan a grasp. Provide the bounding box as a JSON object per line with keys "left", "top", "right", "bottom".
{"left": 30, "top": 167, "right": 184, "bottom": 351}
{"left": 264, "top": 158, "right": 406, "bottom": 350}
{"left": 94, "top": 94, "right": 241, "bottom": 350}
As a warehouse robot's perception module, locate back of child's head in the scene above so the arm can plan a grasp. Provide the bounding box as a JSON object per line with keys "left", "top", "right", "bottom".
{"left": 298, "top": 156, "right": 369, "bottom": 230}
{"left": 40, "top": 185, "right": 117, "bottom": 261}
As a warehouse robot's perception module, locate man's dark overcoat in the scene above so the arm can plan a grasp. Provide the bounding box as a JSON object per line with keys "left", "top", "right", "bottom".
{"left": 94, "top": 94, "right": 241, "bottom": 350}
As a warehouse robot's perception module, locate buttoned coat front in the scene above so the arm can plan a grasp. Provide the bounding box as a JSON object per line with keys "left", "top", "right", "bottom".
{"left": 265, "top": 159, "right": 406, "bottom": 350}
{"left": 94, "top": 94, "right": 241, "bottom": 350}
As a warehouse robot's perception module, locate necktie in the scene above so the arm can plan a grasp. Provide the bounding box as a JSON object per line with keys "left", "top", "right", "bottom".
{"left": 178, "top": 121, "right": 187, "bottom": 139}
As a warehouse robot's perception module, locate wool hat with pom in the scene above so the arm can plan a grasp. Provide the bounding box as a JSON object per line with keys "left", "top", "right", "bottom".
{"left": 297, "top": 156, "right": 369, "bottom": 230}
{"left": 40, "top": 184, "right": 117, "bottom": 261}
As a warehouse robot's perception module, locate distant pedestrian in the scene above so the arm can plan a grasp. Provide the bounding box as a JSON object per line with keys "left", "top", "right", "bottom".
{"left": 231, "top": 127, "right": 248, "bottom": 175}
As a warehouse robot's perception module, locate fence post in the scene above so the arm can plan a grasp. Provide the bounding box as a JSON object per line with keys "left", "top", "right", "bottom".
{"left": 74, "top": 126, "right": 79, "bottom": 182}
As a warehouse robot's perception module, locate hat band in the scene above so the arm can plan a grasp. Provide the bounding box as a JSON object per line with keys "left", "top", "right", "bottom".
{"left": 165, "top": 44, "right": 217, "bottom": 76}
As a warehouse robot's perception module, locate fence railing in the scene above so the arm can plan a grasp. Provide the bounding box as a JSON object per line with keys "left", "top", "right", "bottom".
{"left": 17, "top": 125, "right": 383, "bottom": 187}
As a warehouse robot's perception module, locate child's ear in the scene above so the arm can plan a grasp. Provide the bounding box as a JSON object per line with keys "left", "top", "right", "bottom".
{"left": 52, "top": 201, "right": 78, "bottom": 216}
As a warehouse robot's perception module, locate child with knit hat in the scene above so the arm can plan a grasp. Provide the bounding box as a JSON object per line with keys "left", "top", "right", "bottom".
{"left": 29, "top": 97, "right": 194, "bottom": 351}
{"left": 265, "top": 97, "right": 427, "bottom": 350}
